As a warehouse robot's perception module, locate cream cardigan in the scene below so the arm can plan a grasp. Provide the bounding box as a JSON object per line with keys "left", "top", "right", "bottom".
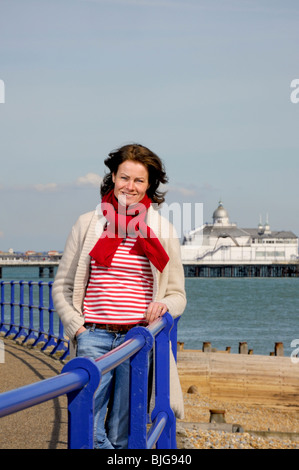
{"left": 52, "top": 204, "right": 187, "bottom": 418}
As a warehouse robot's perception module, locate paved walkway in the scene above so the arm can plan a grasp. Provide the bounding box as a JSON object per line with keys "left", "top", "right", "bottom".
{"left": 0, "top": 336, "right": 68, "bottom": 449}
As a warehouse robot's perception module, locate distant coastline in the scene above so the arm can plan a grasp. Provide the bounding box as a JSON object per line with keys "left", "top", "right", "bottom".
{"left": 0, "top": 250, "right": 62, "bottom": 264}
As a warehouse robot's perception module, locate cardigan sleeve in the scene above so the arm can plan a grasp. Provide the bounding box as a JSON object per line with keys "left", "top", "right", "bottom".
{"left": 158, "top": 220, "right": 187, "bottom": 318}
{"left": 52, "top": 218, "right": 86, "bottom": 341}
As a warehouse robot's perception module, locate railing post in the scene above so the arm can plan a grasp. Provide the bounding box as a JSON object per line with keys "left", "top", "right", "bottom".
{"left": 14, "top": 281, "right": 28, "bottom": 341}
{"left": 32, "top": 282, "right": 48, "bottom": 348}
{"left": 125, "top": 326, "right": 154, "bottom": 449}
{"left": 6, "top": 281, "right": 18, "bottom": 338}
{"left": 151, "top": 312, "right": 175, "bottom": 449}
{"left": 48, "top": 283, "right": 69, "bottom": 358}
{"left": 170, "top": 316, "right": 180, "bottom": 362}
{"left": 40, "top": 282, "right": 56, "bottom": 352}
{"left": 52, "top": 318, "right": 70, "bottom": 361}
{"left": 23, "top": 281, "right": 38, "bottom": 345}
{"left": 0, "top": 281, "right": 8, "bottom": 335}
{"left": 62, "top": 357, "right": 102, "bottom": 449}
{"left": 169, "top": 315, "right": 180, "bottom": 447}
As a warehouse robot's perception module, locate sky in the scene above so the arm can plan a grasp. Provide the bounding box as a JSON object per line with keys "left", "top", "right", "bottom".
{"left": 0, "top": 0, "right": 299, "bottom": 251}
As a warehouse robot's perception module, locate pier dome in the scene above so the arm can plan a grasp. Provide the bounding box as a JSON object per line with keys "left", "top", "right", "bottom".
{"left": 212, "top": 201, "right": 230, "bottom": 225}
{"left": 181, "top": 200, "right": 298, "bottom": 268}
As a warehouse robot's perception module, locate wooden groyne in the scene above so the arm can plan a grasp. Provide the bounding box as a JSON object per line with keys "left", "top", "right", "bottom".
{"left": 177, "top": 349, "right": 299, "bottom": 409}
{"left": 177, "top": 340, "right": 288, "bottom": 357}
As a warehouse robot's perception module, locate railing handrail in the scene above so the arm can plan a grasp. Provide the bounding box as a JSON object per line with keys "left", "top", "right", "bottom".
{"left": 0, "top": 314, "right": 178, "bottom": 449}
{"left": 0, "top": 367, "right": 90, "bottom": 417}
{"left": 0, "top": 281, "right": 179, "bottom": 449}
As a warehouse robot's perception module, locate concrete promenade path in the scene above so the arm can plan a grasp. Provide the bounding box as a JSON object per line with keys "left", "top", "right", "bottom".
{"left": 0, "top": 336, "right": 68, "bottom": 449}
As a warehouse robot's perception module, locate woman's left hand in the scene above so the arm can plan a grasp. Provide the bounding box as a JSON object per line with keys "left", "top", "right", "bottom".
{"left": 144, "top": 302, "right": 168, "bottom": 324}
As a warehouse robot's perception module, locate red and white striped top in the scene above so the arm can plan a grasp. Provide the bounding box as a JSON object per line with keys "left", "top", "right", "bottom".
{"left": 83, "top": 237, "right": 154, "bottom": 325}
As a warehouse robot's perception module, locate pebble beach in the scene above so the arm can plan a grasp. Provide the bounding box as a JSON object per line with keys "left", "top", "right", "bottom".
{"left": 177, "top": 392, "right": 299, "bottom": 449}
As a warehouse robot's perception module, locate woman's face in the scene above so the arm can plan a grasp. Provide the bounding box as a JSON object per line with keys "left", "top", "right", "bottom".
{"left": 112, "top": 160, "right": 150, "bottom": 206}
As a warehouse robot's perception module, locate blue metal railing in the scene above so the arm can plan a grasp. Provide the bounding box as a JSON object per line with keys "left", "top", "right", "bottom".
{"left": 0, "top": 280, "right": 69, "bottom": 360}
{"left": 0, "top": 280, "right": 179, "bottom": 449}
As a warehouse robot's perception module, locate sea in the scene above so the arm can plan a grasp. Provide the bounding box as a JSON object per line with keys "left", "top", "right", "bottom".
{"left": 1, "top": 266, "right": 299, "bottom": 357}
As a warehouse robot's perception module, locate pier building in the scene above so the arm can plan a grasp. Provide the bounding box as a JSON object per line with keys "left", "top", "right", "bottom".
{"left": 181, "top": 201, "right": 299, "bottom": 277}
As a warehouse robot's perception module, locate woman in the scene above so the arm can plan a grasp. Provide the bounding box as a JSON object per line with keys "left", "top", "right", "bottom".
{"left": 52, "top": 143, "right": 186, "bottom": 449}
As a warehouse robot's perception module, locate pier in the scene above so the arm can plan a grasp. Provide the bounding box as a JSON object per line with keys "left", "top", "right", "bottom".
{"left": 183, "top": 262, "right": 299, "bottom": 278}
{"left": 0, "top": 261, "right": 59, "bottom": 278}
{"left": 181, "top": 201, "right": 299, "bottom": 279}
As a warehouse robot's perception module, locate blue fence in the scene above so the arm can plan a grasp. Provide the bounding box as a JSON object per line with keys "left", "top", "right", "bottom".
{"left": 0, "top": 280, "right": 69, "bottom": 360}
{"left": 0, "top": 280, "right": 179, "bottom": 449}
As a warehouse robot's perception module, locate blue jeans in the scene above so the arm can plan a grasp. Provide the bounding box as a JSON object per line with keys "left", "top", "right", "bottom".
{"left": 76, "top": 326, "right": 130, "bottom": 449}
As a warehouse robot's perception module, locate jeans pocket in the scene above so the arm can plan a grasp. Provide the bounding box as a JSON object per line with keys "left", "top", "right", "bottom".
{"left": 76, "top": 329, "right": 89, "bottom": 341}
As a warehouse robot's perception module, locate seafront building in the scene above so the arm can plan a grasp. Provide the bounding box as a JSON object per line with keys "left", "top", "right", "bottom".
{"left": 181, "top": 201, "right": 299, "bottom": 277}
{"left": 0, "top": 250, "right": 62, "bottom": 262}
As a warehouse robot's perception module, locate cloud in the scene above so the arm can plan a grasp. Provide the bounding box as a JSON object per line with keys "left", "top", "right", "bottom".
{"left": 76, "top": 173, "right": 102, "bottom": 188}
{"left": 0, "top": 231, "right": 4, "bottom": 238}
{"left": 0, "top": 173, "right": 103, "bottom": 193}
{"left": 33, "top": 183, "right": 58, "bottom": 192}
{"left": 34, "top": 173, "right": 103, "bottom": 191}
{"left": 167, "top": 185, "right": 197, "bottom": 197}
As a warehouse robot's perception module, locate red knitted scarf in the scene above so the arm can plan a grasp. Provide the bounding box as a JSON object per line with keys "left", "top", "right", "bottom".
{"left": 89, "top": 190, "right": 169, "bottom": 272}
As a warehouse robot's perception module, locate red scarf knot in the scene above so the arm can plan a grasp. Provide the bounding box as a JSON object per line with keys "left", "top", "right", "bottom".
{"left": 89, "top": 190, "right": 169, "bottom": 272}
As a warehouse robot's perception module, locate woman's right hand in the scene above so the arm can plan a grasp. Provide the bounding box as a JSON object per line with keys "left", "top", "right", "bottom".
{"left": 75, "top": 326, "right": 87, "bottom": 337}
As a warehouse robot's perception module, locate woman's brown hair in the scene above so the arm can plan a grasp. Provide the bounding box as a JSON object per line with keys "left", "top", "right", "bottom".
{"left": 100, "top": 143, "right": 168, "bottom": 205}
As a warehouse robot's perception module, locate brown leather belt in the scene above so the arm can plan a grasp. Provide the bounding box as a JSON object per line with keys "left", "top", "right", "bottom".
{"left": 84, "top": 322, "right": 146, "bottom": 333}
